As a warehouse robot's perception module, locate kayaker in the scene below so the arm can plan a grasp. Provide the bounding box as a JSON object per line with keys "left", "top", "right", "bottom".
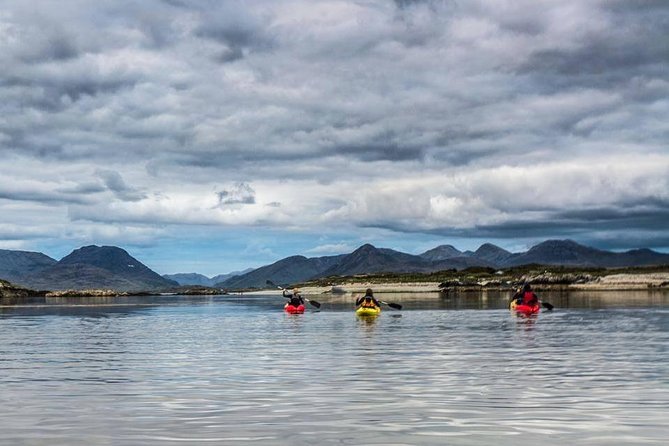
{"left": 516, "top": 283, "right": 539, "bottom": 306}
{"left": 356, "top": 288, "right": 380, "bottom": 309}
{"left": 283, "top": 287, "right": 305, "bottom": 308}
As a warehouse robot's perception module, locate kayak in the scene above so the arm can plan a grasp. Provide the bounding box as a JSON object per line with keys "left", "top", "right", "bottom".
{"left": 356, "top": 306, "right": 381, "bottom": 317}
{"left": 284, "top": 303, "right": 305, "bottom": 314}
{"left": 509, "top": 300, "right": 540, "bottom": 315}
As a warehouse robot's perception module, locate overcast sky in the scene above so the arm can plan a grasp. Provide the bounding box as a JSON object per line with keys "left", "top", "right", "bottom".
{"left": 1, "top": 0, "right": 668, "bottom": 275}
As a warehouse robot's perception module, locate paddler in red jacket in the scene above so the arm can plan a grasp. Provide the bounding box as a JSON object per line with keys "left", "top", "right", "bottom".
{"left": 514, "top": 283, "right": 539, "bottom": 306}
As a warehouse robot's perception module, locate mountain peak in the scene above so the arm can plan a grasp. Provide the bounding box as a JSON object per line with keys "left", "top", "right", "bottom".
{"left": 475, "top": 243, "right": 507, "bottom": 253}
{"left": 470, "top": 243, "right": 512, "bottom": 263}
{"left": 355, "top": 243, "right": 378, "bottom": 252}
{"left": 419, "top": 244, "right": 462, "bottom": 261}
{"left": 529, "top": 239, "right": 584, "bottom": 250}
{"left": 36, "top": 245, "right": 178, "bottom": 291}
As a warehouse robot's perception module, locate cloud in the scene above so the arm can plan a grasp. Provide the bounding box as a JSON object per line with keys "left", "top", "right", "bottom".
{"left": 305, "top": 243, "right": 354, "bottom": 255}
{"left": 96, "top": 169, "right": 146, "bottom": 202}
{"left": 1, "top": 0, "right": 668, "bottom": 263}
{"left": 216, "top": 182, "right": 256, "bottom": 206}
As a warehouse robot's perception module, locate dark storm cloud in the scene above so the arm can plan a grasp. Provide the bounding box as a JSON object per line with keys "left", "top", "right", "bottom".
{"left": 1, "top": 0, "right": 668, "bottom": 251}
{"left": 517, "top": 1, "right": 669, "bottom": 87}
{"left": 0, "top": 187, "right": 92, "bottom": 205}
{"left": 367, "top": 202, "right": 669, "bottom": 250}
{"left": 193, "top": 2, "right": 274, "bottom": 63}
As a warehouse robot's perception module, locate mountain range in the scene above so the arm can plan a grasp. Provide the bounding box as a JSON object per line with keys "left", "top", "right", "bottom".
{"left": 163, "top": 269, "right": 254, "bottom": 287}
{"left": 218, "top": 240, "right": 669, "bottom": 289}
{"left": 1, "top": 240, "right": 668, "bottom": 292}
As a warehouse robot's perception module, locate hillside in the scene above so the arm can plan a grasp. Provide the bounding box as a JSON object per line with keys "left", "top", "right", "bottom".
{"left": 220, "top": 255, "right": 345, "bottom": 289}
{"left": 0, "top": 249, "right": 57, "bottom": 285}
{"left": 22, "top": 245, "right": 177, "bottom": 292}
{"left": 221, "top": 240, "right": 669, "bottom": 289}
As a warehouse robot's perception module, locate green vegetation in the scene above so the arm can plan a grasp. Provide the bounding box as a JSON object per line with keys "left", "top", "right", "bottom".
{"left": 296, "top": 264, "right": 669, "bottom": 288}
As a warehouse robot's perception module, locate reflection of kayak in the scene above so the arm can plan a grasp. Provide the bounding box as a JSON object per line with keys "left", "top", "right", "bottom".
{"left": 509, "top": 300, "right": 540, "bottom": 315}
{"left": 284, "top": 303, "right": 305, "bottom": 314}
{"left": 356, "top": 306, "right": 381, "bottom": 316}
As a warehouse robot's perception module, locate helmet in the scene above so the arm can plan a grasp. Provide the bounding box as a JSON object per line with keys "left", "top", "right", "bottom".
{"left": 523, "top": 283, "right": 532, "bottom": 291}
{"left": 365, "top": 288, "right": 373, "bottom": 296}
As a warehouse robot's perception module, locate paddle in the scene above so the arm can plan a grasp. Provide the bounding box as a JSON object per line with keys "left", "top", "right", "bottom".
{"left": 541, "top": 301, "right": 554, "bottom": 311}
{"left": 379, "top": 300, "right": 402, "bottom": 310}
{"left": 354, "top": 293, "right": 402, "bottom": 311}
{"left": 265, "top": 280, "right": 321, "bottom": 309}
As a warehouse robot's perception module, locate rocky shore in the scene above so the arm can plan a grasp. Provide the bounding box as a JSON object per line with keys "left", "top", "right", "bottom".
{"left": 44, "top": 289, "right": 129, "bottom": 297}
{"left": 293, "top": 271, "right": 669, "bottom": 295}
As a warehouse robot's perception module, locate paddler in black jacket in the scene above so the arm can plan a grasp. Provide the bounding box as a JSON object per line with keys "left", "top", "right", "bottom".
{"left": 283, "top": 287, "right": 305, "bottom": 307}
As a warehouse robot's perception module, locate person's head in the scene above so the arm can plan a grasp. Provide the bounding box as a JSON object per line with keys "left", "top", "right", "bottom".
{"left": 293, "top": 287, "right": 300, "bottom": 295}
{"left": 523, "top": 283, "right": 532, "bottom": 292}
{"left": 365, "top": 288, "right": 373, "bottom": 296}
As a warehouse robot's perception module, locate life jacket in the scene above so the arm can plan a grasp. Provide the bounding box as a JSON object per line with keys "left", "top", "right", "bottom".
{"left": 522, "top": 291, "right": 538, "bottom": 305}
{"left": 360, "top": 296, "right": 378, "bottom": 308}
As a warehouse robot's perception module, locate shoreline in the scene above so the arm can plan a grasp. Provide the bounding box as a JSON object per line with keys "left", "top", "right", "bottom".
{"left": 3, "top": 272, "right": 668, "bottom": 300}
{"left": 299, "top": 272, "right": 669, "bottom": 295}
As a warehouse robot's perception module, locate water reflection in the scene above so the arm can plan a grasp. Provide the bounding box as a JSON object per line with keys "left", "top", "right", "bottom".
{"left": 0, "top": 291, "right": 667, "bottom": 445}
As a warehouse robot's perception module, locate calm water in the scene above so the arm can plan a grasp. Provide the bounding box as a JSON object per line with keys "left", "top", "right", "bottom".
{"left": 1, "top": 291, "right": 668, "bottom": 445}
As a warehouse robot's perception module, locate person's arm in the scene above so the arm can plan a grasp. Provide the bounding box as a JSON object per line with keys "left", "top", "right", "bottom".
{"left": 372, "top": 297, "right": 380, "bottom": 307}
{"left": 283, "top": 290, "right": 291, "bottom": 298}
{"left": 355, "top": 296, "right": 363, "bottom": 306}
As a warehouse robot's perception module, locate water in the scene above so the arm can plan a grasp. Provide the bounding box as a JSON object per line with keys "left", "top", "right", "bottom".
{"left": 1, "top": 292, "right": 668, "bottom": 445}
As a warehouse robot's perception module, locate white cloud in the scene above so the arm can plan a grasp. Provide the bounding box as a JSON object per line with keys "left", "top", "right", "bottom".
{"left": 0, "top": 0, "right": 668, "bottom": 254}
{"left": 305, "top": 243, "right": 354, "bottom": 255}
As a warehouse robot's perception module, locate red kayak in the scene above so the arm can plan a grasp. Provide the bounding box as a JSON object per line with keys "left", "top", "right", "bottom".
{"left": 284, "top": 303, "right": 305, "bottom": 314}
{"left": 510, "top": 300, "right": 540, "bottom": 315}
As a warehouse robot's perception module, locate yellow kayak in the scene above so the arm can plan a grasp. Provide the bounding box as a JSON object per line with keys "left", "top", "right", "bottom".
{"left": 356, "top": 306, "right": 381, "bottom": 316}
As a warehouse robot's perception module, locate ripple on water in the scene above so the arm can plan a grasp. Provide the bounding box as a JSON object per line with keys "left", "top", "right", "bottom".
{"left": 0, "top": 294, "right": 668, "bottom": 445}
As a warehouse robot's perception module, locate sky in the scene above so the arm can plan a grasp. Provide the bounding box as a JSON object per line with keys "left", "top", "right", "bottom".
{"left": 1, "top": 0, "right": 668, "bottom": 276}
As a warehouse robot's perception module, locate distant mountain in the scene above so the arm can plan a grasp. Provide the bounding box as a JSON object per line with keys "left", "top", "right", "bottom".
{"left": 163, "top": 273, "right": 212, "bottom": 287}
{"left": 0, "top": 249, "right": 57, "bottom": 285}
{"left": 220, "top": 255, "right": 345, "bottom": 289}
{"left": 419, "top": 244, "right": 462, "bottom": 261}
{"left": 22, "top": 245, "right": 177, "bottom": 291}
{"left": 470, "top": 243, "right": 513, "bottom": 265}
{"left": 504, "top": 240, "right": 606, "bottom": 267}
{"left": 220, "top": 239, "right": 669, "bottom": 289}
{"left": 211, "top": 268, "right": 254, "bottom": 284}
{"left": 320, "top": 244, "right": 432, "bottom": 276}
{"left": 223, "top": 244, "right": 490, "bottom": 289}
{"left": 503, "top": 240, "right": 669, "bottom": 268}
{"left": 164, "top": 268, "right": 255, "bottom": 286}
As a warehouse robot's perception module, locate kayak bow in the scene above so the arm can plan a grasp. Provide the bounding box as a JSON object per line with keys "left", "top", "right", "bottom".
{"left": 509, "top": 299, "right": 540, "bottom": 315}
{"left": 284, "top": 303, "right": 305, "bottom": 314}
{"left": 356, "top": 306, "right": 381, "bottom": 317}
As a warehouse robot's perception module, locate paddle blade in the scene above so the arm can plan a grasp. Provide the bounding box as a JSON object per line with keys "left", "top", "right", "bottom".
{"left": 308, "top": 299, "right": 321, "bottom": 309}
{"left": 541, "top": 301, "right": 554, "bottom": 311}
{"left": 380, "top": 301, "right": 402, "bottom": 310}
